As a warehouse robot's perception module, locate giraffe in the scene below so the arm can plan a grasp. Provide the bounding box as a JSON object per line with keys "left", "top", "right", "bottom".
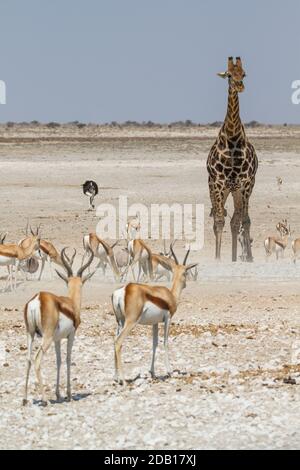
{"left": 207, "top": 57, "right": 258, "bottom": 262}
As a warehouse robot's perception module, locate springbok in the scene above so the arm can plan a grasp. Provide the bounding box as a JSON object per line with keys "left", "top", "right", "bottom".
{"left": 264, "top": 220, "right": 291, "bottom": 260}
{"left": 156, "top": 242, "right": 198, "bottom": 282}
{"left": 150, "top": 253, "right": 174, "bottom": 282}
{"left": 112, "top": 246, "right": 197, "bottom": 384}
{"left": 19, "top": 236, "right": 62, "bottom": 280}
{"left": 117, "top": 243, "right": 177, "bottom": 283}
{"left": 127, "top": 239, "right": 153, "bottom": 282}
{"left": 37, "top": 240, "right": 64, "bottom": 280}
{"left": 146, "top": 242, "right": 177, "bottom": 282}
{"left": 82, "top": 233, "right": 120, "bottom": 281}
{"left": 0, "top": 228, "right": 41, "bottom": 290}
{"left": 114, "top": 246, "right": 130, "bottom": 282}
{"left": 23, "top": 248, "right": 94, "bottom": 406}
{"left": 126, "top": 215, "right": 141, "bottom": 240}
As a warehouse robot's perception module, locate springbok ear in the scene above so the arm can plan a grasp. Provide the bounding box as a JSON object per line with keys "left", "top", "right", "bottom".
{"left": 186, "top": 263, "right": 199, "bottom": 272}
{"left": 158, "top": 257, "right": 174, "bottom": 272}
{"left": 55, "top": 269, "right": 68, "bottom": 284}
{"left": 217, "top": 72, "right": 228, "bottom": 79}
{"left": 82, "top": 271, "right": 96, "bottom": 285}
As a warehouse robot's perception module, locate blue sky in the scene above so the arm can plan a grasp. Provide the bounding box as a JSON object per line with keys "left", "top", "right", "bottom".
{"left": 0, "top": 0, "right": 299, "bottom": 123}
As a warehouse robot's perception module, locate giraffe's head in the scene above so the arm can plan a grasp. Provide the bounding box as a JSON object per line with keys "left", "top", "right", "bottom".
{"left": 218, "top": 57, "right": 246, "bottom": 93}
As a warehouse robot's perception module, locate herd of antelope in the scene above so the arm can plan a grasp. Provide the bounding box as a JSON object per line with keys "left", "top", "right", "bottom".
{"left": 1, "top": 214, "right": 300, "bottom": 406}
{"left": 0, "top": 216, "right": 199, "bottom": 406}
{"left": 264, "top": 219, "right": 300, "bottom": 263}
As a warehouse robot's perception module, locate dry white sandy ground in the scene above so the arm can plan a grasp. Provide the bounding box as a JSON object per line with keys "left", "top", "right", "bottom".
{"left": 0, "top": 125, "right": 300, "bottom": 449}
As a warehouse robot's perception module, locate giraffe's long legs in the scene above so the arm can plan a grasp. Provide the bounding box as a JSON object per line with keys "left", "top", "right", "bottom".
{"left": 241, "top": 182, "right": 255, "bottom": 262}
{"left": 231, "top": 191, "right": 243, "bottom": 262}
{"left": 209, "top": 182, "right": 229, "bottom": 260}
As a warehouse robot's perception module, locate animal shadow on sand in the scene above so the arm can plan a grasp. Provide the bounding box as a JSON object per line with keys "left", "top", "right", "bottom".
{"left": 33, "top": 393, "right": 91, "bottom": 407}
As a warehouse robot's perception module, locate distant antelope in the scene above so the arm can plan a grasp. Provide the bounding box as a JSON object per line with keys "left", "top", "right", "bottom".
{"left": 150, "top": 253, "right": 174, "bottom": 282}
{"left": 276, "top": 219, "right": 288, "bottom": 235}
{"left": 112, "top": 245, "right": 197, "bottom": 383}
{"left": 116, "top": 242, "right": 168, "bottom": 283}
{"left": 187, "top": 265, "right": 199, "bottom": 281}
{"left": 0, "top": 227, "right": 41, "bottom": 290}
{"left": 126, "top": 215, "right": 141, "bottom": 240}
{"left": 149, "top": 241, "right": 177, "bottom": 282}
{"left": 114, "top": 246, "right": 130, "bottom": 281}
{"left": 23, "top": 248, "right": 94, "bottom": 406}
{"left": 38, "top": 240, "right": 64, "bottom": 280}
{"left": 82, "top": 233, "right": 120, "bottom": 281}
{"left": 264, "top": 220, "right": 291, "bottom": 260}
{"left": 19, "top": 237, "right": 63, "bottom": 280}
{"left": 144, "top": 241, "right": 196, "bottom": 283}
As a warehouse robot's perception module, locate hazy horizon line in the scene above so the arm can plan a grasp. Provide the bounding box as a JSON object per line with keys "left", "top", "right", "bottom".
{"left": 0, "top": 120, "right": 299, "bottom": 127}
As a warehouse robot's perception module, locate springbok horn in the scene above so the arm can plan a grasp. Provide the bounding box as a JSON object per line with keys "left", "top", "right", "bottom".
{"left": 55, "top": 269, "right": 68, "bottom": 284}
{"left": 77, "top": 249, "right": 94, "bottom": 278}
{"left": 61, "top": 248, "right": 74, "bottom": 277}
{"left": 64, "top": 248, "right": 76, "bottom": 268}
{"left": 170, "top": 243, "right": 179, "bottom": 265}
{"left": 111, "top": 240, "right": 119, "bottom": 250}
{"left": 183, "top": 247, "right": 191, "bottom": 266}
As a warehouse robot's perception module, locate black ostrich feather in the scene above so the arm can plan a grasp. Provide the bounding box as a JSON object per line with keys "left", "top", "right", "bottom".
{"left": 82, "top": 180, "right": 99, "bottom": 196}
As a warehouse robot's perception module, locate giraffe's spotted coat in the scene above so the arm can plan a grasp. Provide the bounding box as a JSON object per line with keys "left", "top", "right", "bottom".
{"left": 207, "top": 58, "right": 258, "bottom": 261}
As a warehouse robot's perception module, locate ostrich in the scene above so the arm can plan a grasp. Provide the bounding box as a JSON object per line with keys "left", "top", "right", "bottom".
{"left": 82, "top": 180, "right": 99, "bottom": 210}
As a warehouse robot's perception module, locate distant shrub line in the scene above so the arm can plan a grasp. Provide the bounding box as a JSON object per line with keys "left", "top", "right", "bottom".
{"left": 1, "top": 120, "right": 293, "bottom": 129}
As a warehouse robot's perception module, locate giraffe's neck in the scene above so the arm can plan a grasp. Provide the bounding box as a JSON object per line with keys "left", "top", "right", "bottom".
{"left": 223, "top": 86, "right": 245, "bottom": 139}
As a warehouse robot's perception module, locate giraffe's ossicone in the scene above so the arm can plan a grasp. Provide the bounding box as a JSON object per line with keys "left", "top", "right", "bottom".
{"left": 207, "top": 57, "right": 258, "bottom": 262}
